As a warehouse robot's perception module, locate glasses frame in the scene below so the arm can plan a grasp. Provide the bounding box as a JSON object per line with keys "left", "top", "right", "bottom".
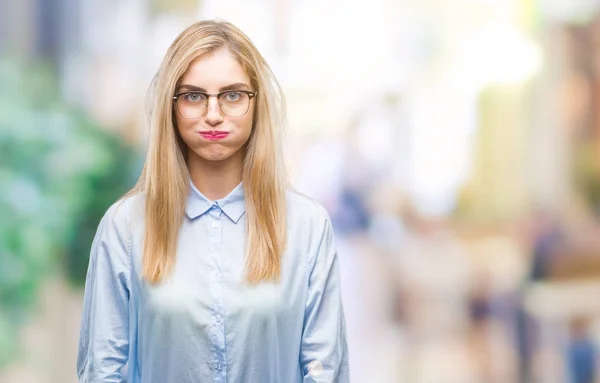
{"left": 172, "top": 90, "right": 257, "bottom": 119}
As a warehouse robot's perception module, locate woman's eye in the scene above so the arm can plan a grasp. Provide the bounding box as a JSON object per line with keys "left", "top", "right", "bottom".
{"left": 185, "top": 93, "right": 205, "bottom": 102}
{"left": 225, "top": 92, "right": 241, "bottom": 101}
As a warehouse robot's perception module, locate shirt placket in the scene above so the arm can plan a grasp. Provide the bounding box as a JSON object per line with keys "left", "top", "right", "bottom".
{"left": 208, "top": 202, "right": 227, "bottom": 382}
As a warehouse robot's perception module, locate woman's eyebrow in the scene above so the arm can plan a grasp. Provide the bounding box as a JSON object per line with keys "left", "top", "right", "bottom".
{"left": 176, "top": 83, "right": 250, "bottom": 92}
{"left": 218, "top": 83, "right": 250, "bottom": 91}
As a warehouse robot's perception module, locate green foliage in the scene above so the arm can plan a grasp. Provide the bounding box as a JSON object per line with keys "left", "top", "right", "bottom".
{"left": 574, "top": 141, "right": 600, "bottom": 215}
{"left": 0, "top": 58, "right": 140, "bottom": 366}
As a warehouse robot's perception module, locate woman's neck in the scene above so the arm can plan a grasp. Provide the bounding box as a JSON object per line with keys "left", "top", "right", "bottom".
{"left": 188, "top": 152, "right": 243, "bottom": 201}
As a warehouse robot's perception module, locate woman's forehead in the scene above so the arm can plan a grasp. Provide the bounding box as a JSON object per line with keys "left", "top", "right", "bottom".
{"left": 180, "top": 49, "right": 250, "bottom": 91}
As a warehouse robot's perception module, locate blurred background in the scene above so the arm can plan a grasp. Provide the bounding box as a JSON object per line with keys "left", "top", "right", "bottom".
{"left": 3, "top": 0, "right": 600, "bottom": 382}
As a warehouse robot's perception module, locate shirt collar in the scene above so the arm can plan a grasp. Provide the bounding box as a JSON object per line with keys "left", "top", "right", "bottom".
{"left": 185, "top": 179, "right": 246, "bottom": 223}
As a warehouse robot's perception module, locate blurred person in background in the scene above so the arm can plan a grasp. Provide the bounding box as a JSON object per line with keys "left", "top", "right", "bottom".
{"left": 517, "top": 206, "right": 600, "bottom": 383}
{"left": 567, "top": 316, "right": 596, "bottom": 383}
{"left": 516, "top": 209, "right": 564, "bottom": 383}
{"left": 76, "top": 20, "right": 348, "bottom": 383}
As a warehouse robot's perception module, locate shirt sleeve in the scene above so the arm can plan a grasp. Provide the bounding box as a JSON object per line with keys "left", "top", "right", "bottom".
{"left": 300, "top": 210, "right": 350, "bottom": 382}
{"left": 77, "top": 201, "right": 131, "bottom": 383}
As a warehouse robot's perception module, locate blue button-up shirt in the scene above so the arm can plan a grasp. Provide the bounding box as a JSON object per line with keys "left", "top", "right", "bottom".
{"left": 77, "top": 181, "right": 349, "bottom": 382}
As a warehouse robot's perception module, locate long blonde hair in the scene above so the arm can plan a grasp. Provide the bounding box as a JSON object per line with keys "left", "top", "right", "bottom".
{"left": 125, "top": 20, "right": 287, "bottom": 284}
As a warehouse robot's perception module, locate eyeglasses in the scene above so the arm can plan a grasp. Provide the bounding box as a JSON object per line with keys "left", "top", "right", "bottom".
{"left": 172, "top": 90, "right": 256, "bottom": 119}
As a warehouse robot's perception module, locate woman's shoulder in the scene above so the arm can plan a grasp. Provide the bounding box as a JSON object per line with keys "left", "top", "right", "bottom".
{"left": 101, "top": 191, "right": 145, "bottom": 229}
{"left": 285, "top": 188, "right": 331, "bottom": 225}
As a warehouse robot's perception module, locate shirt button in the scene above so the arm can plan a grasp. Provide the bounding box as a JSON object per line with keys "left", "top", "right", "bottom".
{"left": 212, "top": 221, "right": 220, "bottom": 228}
{"left": 215, "top": 363, "right": 223, "bottom": 371}
{"left": 215, "top": 314, "right": 222, "bottom": 322}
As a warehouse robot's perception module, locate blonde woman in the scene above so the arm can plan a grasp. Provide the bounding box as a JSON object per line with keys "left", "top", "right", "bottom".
{"left": 76, "top": 20, "right": 349, "bottom": 383}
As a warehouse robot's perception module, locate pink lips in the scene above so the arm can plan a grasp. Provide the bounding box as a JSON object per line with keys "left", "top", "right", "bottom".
{"left": 199, "top": 131, "right": 229, "bottom": 140}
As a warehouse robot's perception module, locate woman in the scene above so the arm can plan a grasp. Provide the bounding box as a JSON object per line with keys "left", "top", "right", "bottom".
{"left": 76, "top": 20, "right": 349, "bottom": 383}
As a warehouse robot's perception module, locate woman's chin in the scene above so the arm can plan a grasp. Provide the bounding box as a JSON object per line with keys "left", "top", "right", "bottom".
{"left": 190, "top": 148, "right": 240, "bottom": 165}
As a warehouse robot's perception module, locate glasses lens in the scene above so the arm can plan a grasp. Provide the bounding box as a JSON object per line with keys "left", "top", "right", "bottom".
{"left": 219, "top": 91, "right": 250, "bottom": 117}
{"left": 177, "top": 92, "right": 207, "bottom": 119}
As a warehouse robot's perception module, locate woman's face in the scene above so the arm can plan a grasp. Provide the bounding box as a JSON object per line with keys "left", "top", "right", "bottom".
{"left": 174, "top": 48, "right": 255, "bottom": 168}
